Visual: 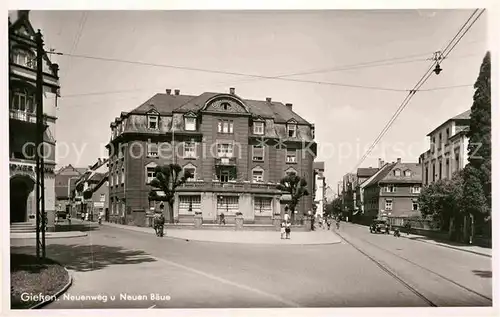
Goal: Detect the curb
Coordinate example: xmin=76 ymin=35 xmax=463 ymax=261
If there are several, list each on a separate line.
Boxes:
xmin=403 ymin=236 xmax=492 ymax=258
xmin=10 ymin=232 xmax=88 ymax=240
xmin=346 ymin=222 xmax=492 ymax=258
xmin=103 ymin=222 xmax=343 ymax=246
xmin=29 ymin=263 xmax=73 ymax=309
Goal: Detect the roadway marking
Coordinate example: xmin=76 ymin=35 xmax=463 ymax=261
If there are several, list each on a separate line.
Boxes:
xmin=148 ymin=304 xmax=156 ymax=309
xmin=151 ymin=255 xmax=301 ymax=307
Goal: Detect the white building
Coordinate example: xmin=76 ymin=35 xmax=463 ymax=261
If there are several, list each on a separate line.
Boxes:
xmin=419 ymin=110 xmax=470 ymax=185
xmin=9 ymin=11 xmax=60 ymax=230
xmin=313 ymin=162 xmax=326 ymax=217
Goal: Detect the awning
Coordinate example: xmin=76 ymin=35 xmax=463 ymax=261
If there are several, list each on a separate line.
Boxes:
xmin=280 ymin=194 xmax=292 ymax=202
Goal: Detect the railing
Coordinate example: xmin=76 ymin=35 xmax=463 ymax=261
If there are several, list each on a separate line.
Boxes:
xmin=9 ymin=109 xmax=47 ymax=124
xmin=214 ymin=157 xmax=237 ymax=166
xmin=179 ymin=180 xmax=280 ymax=191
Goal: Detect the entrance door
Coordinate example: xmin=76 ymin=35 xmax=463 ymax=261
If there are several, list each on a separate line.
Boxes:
xmin=10 ymin=176 xmax=35 ymax=223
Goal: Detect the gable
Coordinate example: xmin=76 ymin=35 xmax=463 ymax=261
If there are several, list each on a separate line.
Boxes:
xmin=184 ymin=111 xmax=197 ymax=118
xmin=182 ymin=162 xmax=196 ymax=169
xmin=204 ymin=96 xmax=249 ymax=113
xmin=146 ymin=108 xmax=160 ymax=115
xmin=287 ymin=118 xmax=298 ymax=124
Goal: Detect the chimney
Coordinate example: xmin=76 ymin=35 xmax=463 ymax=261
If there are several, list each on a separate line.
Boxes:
xmin=174 ymin=89 xmax=180 ymax=95
xmin=166 ymin=89 xmax=171 ymax=95
xmin=18 ymin=10 xmax=30 ymax=19
xmin=229 ymin=87 xmax=235 ymax=95
xmin=378 ymin=158 xmax=384 ymax=168
xmin=285 ymin=103 xmax=293 ymax=110
xmin=397 ymin=158 xmax=401 ymax=164
xmin=266 ymin=97 xmax=272 ymax=102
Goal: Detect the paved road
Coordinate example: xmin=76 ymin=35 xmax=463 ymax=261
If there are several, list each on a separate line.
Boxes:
xmin=10 ymin=222 xmax=492 ymax=308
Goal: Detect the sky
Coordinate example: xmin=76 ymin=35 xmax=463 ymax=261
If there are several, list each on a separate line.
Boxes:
xmin=21 ymin=9 xmax=488 ymax=196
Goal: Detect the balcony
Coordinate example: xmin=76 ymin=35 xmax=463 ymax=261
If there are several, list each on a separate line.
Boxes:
xmin=178 ymin=180 xmax=281 ymax=193
xmin=214 ymin=157 xmax=237 ymax=166
xmin=10 ymin=109 xmax=47 ymax=125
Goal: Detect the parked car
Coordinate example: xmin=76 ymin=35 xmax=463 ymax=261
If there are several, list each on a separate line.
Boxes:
xmin=56 ymin=210 xmax=67 ymax=220
xmin=370 ymin=219 xmax=390 ymax=234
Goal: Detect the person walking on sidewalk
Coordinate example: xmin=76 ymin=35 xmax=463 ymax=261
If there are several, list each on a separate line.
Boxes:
xmin=285 ymin=220 xmax=291 ymax=239
xmin=280 ymin=220 xmax=286 ymax=239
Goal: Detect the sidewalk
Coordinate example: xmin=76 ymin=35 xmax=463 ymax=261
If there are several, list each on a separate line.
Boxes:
xmin=103 ymin=222 xmax=342 ymax=245
xmin=345 ymin=222 xmax=492 ymax=257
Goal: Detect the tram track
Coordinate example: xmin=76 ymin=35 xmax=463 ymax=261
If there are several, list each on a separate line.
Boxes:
xmin=335 ymin=228 xmax=492 ymax=307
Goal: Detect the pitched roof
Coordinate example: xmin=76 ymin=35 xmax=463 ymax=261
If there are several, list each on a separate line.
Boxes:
xmin=313 ymin=162 xmax=325 ymax=170
xmin=363 ymin=163 xmax=397 ymax=187
xmin=357 ymin=167 xmax=378 ymax=178
xmin=380 ymin=162 xmax=422 ymax=184
xmin=452 ymin=109 xmax=471 ymax=120
xmin=127 ymin=91 xmax=311 ymax=125
xmin=427 ymin=109 xmax=471 ymax=136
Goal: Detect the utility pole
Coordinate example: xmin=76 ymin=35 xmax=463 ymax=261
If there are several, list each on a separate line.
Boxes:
xmin=35 ymin=29 xmax=46 ymax=259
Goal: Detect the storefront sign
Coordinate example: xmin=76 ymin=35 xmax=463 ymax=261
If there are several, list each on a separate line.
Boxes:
xmin=10 ymin=163 xmax=55 ymax=174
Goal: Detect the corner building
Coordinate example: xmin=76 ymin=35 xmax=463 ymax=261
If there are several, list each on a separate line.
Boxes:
xmin=107 ymin=88 xmax=317 ymax=225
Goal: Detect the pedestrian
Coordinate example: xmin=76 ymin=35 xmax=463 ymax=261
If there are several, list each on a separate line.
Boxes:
xmin=219 ymin=212 xmax=226 ymax=225
xmin=285 ymin=220 xmax=291 ymax=239
xmin=280 ymin=220 xmax=286 ymax=239
xmin=67 ymin=212 xmax=71 ymax=226
xmin=327 ymin=218 xmax=331 ymax=230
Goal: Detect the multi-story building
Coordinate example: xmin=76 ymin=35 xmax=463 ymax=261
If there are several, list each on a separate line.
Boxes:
xmin=72 ymin=158 xmax=109 ymax=221
xmin=106 ymin=88 xmax=317 ymax=225
xmin=313 ymin=162 xmax=326 ymax=217
xmin=55 ymin=164 xmax=87 ymax=215
xmin=9 ymin=11 xmax=60 ymax=230
xmin=353 ymin=163 xmax=379 ymax=216
xmin=360 ymin=158 xmax=422 ymax=224
xmin=341 ymin=173 xmax=357 ymax=220
xmin=420 ymin=109 xmax=470 ymax=186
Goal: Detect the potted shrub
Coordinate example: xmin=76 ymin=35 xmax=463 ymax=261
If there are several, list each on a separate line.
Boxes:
xmin=235 ymin=212 xmax=244 ymax=230
xmin=194 ymin=211 xmax=203 ymax=228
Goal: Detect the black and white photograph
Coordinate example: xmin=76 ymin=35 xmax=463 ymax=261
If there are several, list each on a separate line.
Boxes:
xmin=3 ymin=1 xmax=497 ymax=315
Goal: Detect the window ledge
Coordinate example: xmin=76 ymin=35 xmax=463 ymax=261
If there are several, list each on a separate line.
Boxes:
xmin=253 ymin=159 xmax=264 ymax=162
xmin=183 ymin=156 xmax=197 ymax=160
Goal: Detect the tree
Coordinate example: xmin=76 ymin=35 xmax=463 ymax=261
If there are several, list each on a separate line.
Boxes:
xmin=464 ymin=51 xmax=491 ymax=221
xmin=418 ymin=171 xmax=464 ymax=237
xmin=149 ymin=164 xmax=192 ymax=223
xmin=325 ymin=197 xmax=342 ymax=218
xmin=276 ymin=172 xmax=309 ymax=223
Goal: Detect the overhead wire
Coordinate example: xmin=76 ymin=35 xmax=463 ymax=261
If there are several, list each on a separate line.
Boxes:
xmin=349 ymin=9 xmax=484 ymax=172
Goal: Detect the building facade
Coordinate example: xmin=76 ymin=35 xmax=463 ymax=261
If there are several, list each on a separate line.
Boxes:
xmin=9 ymin=11 xmax=60 ymax=229
xmin=419 ymin=110 xmax=470 ymax=186
xmin=361 ymin=158 xmax=422 ymax=224
xmin=353 ymin=164 xmax=379 ymax=216
xmin=341 ymin=173 xmax=357 ymax=220
xmin=55 ymin=164 xmax=87 ymax=215
xmin=107 ymin=88 xmax=317 ymax=226
xmin=72 ymin=158 xmax=109 ymax=221
xmin=313 ymin=162 xmax=326 ymax=217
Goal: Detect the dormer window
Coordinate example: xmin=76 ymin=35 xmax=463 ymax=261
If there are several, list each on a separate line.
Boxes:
xmin=148 ymin=115 xmax=158 ymax=130
xmin=185 ymin=117 xmax=196 ymax=131
xmin=253 ymin=122 xmax=264 ymax=135
xmin=404 ymin=170 xmax=411 ymax=177
xmin=287 ymin=123 xmax=297 ymax=138
xmin=394 ymin=169 xmax=401 ymax=177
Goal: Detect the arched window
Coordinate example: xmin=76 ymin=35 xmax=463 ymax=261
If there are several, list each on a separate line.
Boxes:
xmin=11 ymin=47 xmax=36 ymax=69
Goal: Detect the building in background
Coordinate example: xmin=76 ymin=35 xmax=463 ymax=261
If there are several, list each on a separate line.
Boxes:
xmin=353 ymin=163 xmax=379 ymax=218
xmin=106 ymin=88 xmax=317 ymax=226
xmin=72 ymin=158 xmax=109 ymax=221
xmin=420 ymin=110 xmax=470 ymax=186
xmin=313 ymin=161 xmax=326 ymax=218
xmin=55 ymin=164 xmax=87 ymax=216
xmin=8 ymin=10 xmax=60 ymax=230
xmin=360 ymin=158 xmax=422 ymax=225
xmin=341 ymin=173 xmax=357 ymax=221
